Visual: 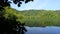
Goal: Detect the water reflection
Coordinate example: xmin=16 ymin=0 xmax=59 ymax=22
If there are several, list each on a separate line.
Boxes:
xmin=25 ymin=26 xmax=60 ymax=34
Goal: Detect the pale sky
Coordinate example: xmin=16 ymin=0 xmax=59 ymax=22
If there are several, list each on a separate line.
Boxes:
xmin=10 ymin=0 xmax=60 ymax=11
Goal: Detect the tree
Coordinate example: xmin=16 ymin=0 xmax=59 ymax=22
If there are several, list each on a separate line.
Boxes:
xmin=0 ymin=0 xmax=33 ymax=10
xmin=0 ymin=0 xmax=33 ymax=34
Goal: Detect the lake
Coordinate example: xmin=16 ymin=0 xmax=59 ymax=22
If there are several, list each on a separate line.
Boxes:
xmin=25 ymin=26 xmax=60 ymax=34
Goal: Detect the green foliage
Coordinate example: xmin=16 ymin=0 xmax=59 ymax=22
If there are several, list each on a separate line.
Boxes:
xmin=18 ymin=10 xmax=60 ymax=27
xmin=4 ymin=7 xmax=24 ymax=23
xmin=0 ymin=0 xmax=33 ymax=33
xmin=0 ymin=7 xmax=27 ymax=34
xmin=1 ymin=7 xmax=60 ymax=27
xmin=0 ymin=7 xmax=24 ymax=28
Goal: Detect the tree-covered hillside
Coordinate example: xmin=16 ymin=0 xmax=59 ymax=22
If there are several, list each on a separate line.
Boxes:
xmin=19 ymin=10 xmax=60 ymax=27
xmin=2 ymin=7 xmax=60 ymax=27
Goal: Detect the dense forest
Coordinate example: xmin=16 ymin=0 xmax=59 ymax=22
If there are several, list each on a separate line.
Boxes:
xmin=2 ymin=7 xmax=60 ymax=27
xmin=19 ymin=10 xmax=60 ymax=27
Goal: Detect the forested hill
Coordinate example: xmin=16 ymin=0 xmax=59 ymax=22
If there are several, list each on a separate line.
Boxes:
xmin=18 ymin=10 xmax=60 ymax=27
xmin=3 ymin=7 xmax=60 ymax=27
xmin=19 ymin=10 xmax=60 ymax=16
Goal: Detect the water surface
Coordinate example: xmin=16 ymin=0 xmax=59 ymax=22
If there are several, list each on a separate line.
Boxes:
xmin=25 ymin=26 xmax=60 ymax=34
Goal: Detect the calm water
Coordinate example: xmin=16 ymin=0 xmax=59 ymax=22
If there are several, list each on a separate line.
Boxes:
xmin=25 ymin=26 xmax=60 ymax=34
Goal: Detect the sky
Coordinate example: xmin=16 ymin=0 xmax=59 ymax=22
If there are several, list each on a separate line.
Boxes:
xmin=10 ymin=0 xmax=60 ymax=11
